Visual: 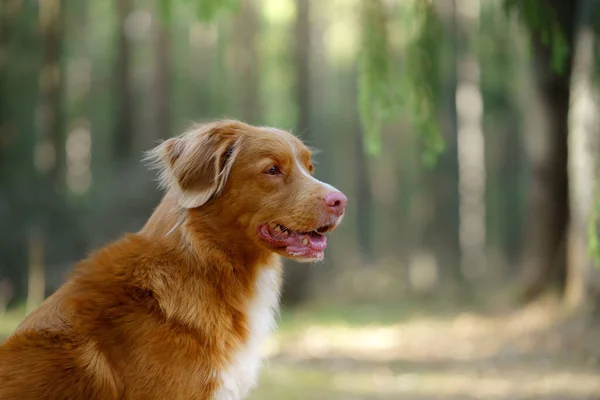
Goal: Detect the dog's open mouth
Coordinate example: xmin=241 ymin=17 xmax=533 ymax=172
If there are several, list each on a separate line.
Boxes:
xmin=257 ymin=223 xmax=332 ymax=260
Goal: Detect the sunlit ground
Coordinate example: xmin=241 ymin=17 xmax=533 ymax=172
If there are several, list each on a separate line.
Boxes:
xmin=251 ymin=298 xmax=600 ymax=400
xmin=1 ymin=298 xmax=599 ymax=399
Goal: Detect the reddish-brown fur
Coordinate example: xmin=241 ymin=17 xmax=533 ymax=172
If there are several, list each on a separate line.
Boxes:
xmin=0 ymin=120 xmax=346 ymax=400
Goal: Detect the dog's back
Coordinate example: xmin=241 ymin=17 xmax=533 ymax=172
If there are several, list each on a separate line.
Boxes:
xmin=0 ymin=274 xmax=119 ymax=399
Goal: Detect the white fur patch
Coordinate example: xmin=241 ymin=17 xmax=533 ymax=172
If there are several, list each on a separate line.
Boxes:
xmin=213 ymin=264 xmax=281 ymax=400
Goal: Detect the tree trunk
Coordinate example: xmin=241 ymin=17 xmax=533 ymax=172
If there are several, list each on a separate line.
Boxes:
xmin=281 ymin=0 xmax=313 ymax=308
xmin=355 ymin=123 xmax=374 ymax=263
xmin=0 ymin=0 xmax=21 ymax=163
xmin=233 ymin=0 xmax=260 ymax=123
xmin=566 ymin=0 xmax=600 ymax=316
xmin=519 ymin=0 xmax=577 ymax=302
xmin=423 ymin=0 xmax=461 ymax=284
xmin=152 ymin=0 xmax=171 ymax=141
xmin=114 ymin=0 xmax=134 ymax=162
xmin=26 ymin=226 xmax=45 ymax=314
xmin=456 ymin=0 xmax=486 ymax=280
xmin=294 ymin=0 xmax=310 ymax=138
xmin=38 ymin=0 xmax=66 ymax=188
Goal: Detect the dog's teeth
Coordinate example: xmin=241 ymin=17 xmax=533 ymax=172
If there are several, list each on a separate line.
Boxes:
xmin=283 ymin=230 xmax=289 ymax=236
xmin=273 ymin=225 xmax=281 ymax=233
xmin=302 ymin=238 xmax=309 ymax=245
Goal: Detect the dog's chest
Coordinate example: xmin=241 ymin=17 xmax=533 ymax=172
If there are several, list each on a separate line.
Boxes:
xmin=213 ymin=266 xmax=282 ymax=400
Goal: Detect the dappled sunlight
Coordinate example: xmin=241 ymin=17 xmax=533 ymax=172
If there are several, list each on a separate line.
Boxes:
xmin=322 ymin=0 xmax=360 ymax=66
xmin=124 ymin=10 xmax=153 ymax=41
xmin=263 ymin=0 xmax=295 ymax=25
xmin=66 ymin=120 xmax=92 ymax=194
xmin=327 ymin=368 xmax=600 ymax=399
xmin=255 ymin=300 xmax=600 ymax=399
xmin=34 ymin=139 xmax=56 ymax=173
xmin=269 ymin=316 xmax=503 ymax=363
xmin=189 ymin=22 xmax=218 ymax=47
xmin=408 ymin=252 xmax=439 ymax=293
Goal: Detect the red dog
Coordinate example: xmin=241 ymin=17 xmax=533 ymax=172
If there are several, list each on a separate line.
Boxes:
xmin=0 ymin=120 xmax=347 ymax=399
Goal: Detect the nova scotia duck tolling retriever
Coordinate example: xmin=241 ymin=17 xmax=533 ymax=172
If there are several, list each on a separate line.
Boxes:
xmin=0 ymin=120 xmax=347 ymax=400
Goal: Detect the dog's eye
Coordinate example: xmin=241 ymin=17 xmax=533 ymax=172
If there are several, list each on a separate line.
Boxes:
xmin=266 ymin=166 xmax=281 ymax=176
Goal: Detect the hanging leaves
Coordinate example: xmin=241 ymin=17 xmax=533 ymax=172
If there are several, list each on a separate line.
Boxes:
xmin=358 ymin=0 xmax=398 ymax=157
xmin=357 ymin=0 xmax=444 ymax=165
xmin=588 ymin=184 xmax=600 ymax=269
xmin=157 ymin=0 xmax=239 ymax=26
xmin=156 ymin=0 xmax=172 ymax=27
xmin=195 ymin=0 xmax=239 ymax=22
xmin=503 ymin=0 xmax=569 ymax=74
xmin=402 ymin=0 xmax=444 ymax=167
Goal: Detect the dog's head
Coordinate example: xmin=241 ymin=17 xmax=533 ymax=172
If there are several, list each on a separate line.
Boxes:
xmin=146 ymin=120 xmax=347 ymax=263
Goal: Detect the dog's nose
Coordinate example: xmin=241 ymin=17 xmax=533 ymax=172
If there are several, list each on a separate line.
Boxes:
xmin=324 ymin=191 xmax=347 ymax=216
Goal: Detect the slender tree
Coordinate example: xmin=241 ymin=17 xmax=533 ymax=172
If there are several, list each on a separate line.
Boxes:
xmin=38 ymin=0 xmax=66 ymax=187
xmin=354 ymin=118 xmax=374 ymax=263
xmin=566 ymin=0 xmax=600 ymax=316
xmin=455 ymin=0 xmax=486 ymax=280
xmin=294 ymin=0 xmax=310 ymax=137
xmin=114 ymin=0 xmax=134 ymax=163
xmin=424 ymin=0 xmax=462 ymax=283
xmin=233 ymin=0 xmax=260 ymax=123
xmin=354 ymin=0 xmax=391 ymax=263
xmin=0 ymin=0 xmax=22 ymax=153
xmin=152 ymin=0 xmax=172 ymax=141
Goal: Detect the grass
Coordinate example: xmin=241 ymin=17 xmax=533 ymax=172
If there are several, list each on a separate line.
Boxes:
xmin=0 ymin=304 xmax=27 ymax=341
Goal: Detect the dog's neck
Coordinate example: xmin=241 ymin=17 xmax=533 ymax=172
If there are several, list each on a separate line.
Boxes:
xmin=134 ymin=191 xmax=281 ymax=335
xmin=140 ymin=190 xmax=274 ymax=268
xmin=140 ymin=191 xmax=184 ymax=237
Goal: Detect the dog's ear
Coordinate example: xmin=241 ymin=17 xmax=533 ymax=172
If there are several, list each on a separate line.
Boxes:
xmin=146 ymin=121 xmax=244 ymax=208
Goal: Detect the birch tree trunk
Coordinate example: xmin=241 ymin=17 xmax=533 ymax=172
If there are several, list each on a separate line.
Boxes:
xmin=456 ymin=0 xmax=486 ymax=280
xmin=566 ymin=0 xmax=600 ymax=316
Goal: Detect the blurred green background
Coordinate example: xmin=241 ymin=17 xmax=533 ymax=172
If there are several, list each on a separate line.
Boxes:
xmin=1 ymin=0 xmax=600 ymax=398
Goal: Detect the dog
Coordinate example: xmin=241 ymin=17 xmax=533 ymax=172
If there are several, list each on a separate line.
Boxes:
xmin=0 ymin=120 xmax=347 ymax=399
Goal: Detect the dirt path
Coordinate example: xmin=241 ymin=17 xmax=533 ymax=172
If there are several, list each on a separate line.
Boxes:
xmin=251 ymin=300 xmax=600 ymax=399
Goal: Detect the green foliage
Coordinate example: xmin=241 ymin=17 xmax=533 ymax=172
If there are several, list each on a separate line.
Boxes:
xmin=196 ymin=0 xmax=239 ymax=21
xmin=159 ymin=0 xmax=172 ymax=22
xmin=158 ymin=0 xmax=239 ymax=26
xmin=358 ymin=0 xmax=398 ymax=157
xmin=588 ymin=184 xmax=600 ymax=268
xmin=402 ymin=0 xmax=444 ymax=167
xmin=503 ymin=0 xmax=569 ymax=74
xmin=357 ymin=0 xmax=444 ymax=165
xmin=588 ymin=3 xmax=600 ymax=85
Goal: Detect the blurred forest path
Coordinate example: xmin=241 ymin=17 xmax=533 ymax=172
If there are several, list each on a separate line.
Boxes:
xmin=251 ymin=298 xmax=600 ymax=400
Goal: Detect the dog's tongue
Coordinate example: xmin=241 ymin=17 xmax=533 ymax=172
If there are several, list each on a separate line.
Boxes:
xmin=287 ymin=231 xmax=327 ymax=252
xmin=263 ymin=224 xmax=328 ymax=252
